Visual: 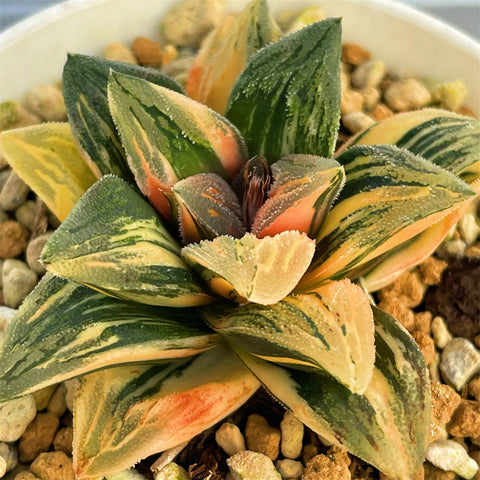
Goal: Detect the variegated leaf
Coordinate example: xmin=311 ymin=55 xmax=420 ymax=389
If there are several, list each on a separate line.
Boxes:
xmin=182 ymin=231 xmax=315 ymax=305
xmin=172 ymin=173 xmax=246 ymax=244
xmin=62 ymin=53 xmax=183 ymax=181
xmin=41 ymin=175 xmax=212 ymax=307
xmin=300 ymin=144 xmax=476 ymax=289
xmin=0 ymin=123 xmax=97 ymax=221
xmin=108 ymin=71 xmax=247 ymax=220
xmin=225 ymin=18 xmax=341 ymax=162
xmin=0 ymin=274 xmax=218 ymax=402
xmin=344 ymin=109 xmax=480 ymax=189
xmin=236 ymin=306 xmax=430 ymax=479
xmin=251 ymin=155 xmax=345 ymax=238
xmin=74 ymin=346 xmax=260 ymax=479
xmin=202 ymin=279 xmax=375 ymax=394
xmin=187 ymin=0 xmax=281 ymax=115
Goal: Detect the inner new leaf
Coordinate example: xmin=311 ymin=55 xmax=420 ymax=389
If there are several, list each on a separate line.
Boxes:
xmin=226 ymin=17 xmax=341 ymax=162
xmin=41 ymin=175 xmax=211 ymax=307
xmin=181 ymin=231 xmax=315 ymax=305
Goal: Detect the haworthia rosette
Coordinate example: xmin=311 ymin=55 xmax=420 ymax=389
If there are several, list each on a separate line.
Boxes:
xmin=108 ymin=71 xmax=247 ymax=220
xmin=236 ymin=307 xmax=430 ymax=480
xmin=225 ymin=17 xmax=341 ymax=163
xmin=74 ymin=346 xmax=259 ymax=478
xmin=202 ymin=279 xmax=375 ymax=394
xmin=62 ymin=53 xmax=183 ymax=181
xmin=0 ymin=123 xmax=97 ymax=221
xmin=0 ymin=274 xmax=219 ymax=401
xmin=41 ymin=175 xmax=212 ymax=307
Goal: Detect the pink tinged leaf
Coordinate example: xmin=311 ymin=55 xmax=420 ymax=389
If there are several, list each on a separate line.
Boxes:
xmin=172 ymin=173 xmax=246 ymax=244
xmin=251 ymin=155 xmax=345 ymax=238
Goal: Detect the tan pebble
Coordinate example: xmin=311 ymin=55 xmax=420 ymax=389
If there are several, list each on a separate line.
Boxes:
xmin=0 ymin=221 xmax=28 ymax=258
xmin=32 ymin=385 xmax=57 ymax=411
xmin=302 ymin=444 xmax=318 ymax=464
xmin=371 ymin=103 xmax=394 ymax=121
xmin=14 ymin=473 xmax=41 ymax=480
xmin=245 ymin=414 xmax=281 ymax=460
xmin=468 ymin=376 xmax=480 ymax=401
xmin=341 ymin=43 xmax=371 ymax=66
xmin=215 ymin=422 xmax=246 ymax=456
xmin=447 ymin=400 xmax=480 ymax=437
xmin=302 ymin=449 xmax=351 ymax=480
xmin=412 ymin=332 xmax=435 ymax=365
xmin=378 ymin=270 xmax=425 ymax=308
xmin=19 ymin=412 xmax=60 ymax=463
xmin=340 ymin=90 xmax=364 ymax=115
xmin=47 ymin=383 xmax=67 ymax=418
xmin=457 ymin=105 xmax=476 ymax=117
xmin=275 ymin=458 xmax=303 ymax=479
xmin=429 ymin=382 xmax=461 ymax=442
xmin=30 ymin=451 xmax=74 ymax=480
xmin=25 ymin=85 xmax=67 ymax=122
xmin=26 ymin=232 xmax=53 ymax=275
xmin=351 ymin=60 xmax=385 ymax=89
xmin=414 ymin=311 xmax=432 ymax=335
xmin=280 ymin=411 xmax=304 ymax=459
xmin=361 ymin=86 xmax=380 ymax=110
xmin=15 ymin=201 xmax=37 ymax=232
xmin=0 ymin=171 xmax=30 ymax=211
xmin=2 ymin=259 xmax=38 ymax=308
xmin=132 ymin=37 xmax=163 ymax=67
xmin=473 ymin=435 xmax=480 ymax=447
xmin=162 ymin=44 xmax=178 ymax=66
xmin=377 ymin=299 xmax=415 ymax=332
xmin=423 ymin=462 xmax=456 ymax=480
xmin=342 ymin=111 xmax=374 ymax=134
xmin=466 ymin=243 xmax=480 ymax=259
xmin=53 ymin=427 xmax=73 ymax=456
xmin=429 ymin=351 xmax=442 ymax=384
xmin=385 ymin=78 xmax=432 ymax=111
xmin=431 ymin=316 xmax=453 ymax=350
xmin=104 ymin=42 xmax=138 ymax=64
xmin=417 ymin=256 xmax=448 ymax=286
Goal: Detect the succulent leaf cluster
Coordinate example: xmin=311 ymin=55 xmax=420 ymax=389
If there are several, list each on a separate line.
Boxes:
xmin=1 ymin=1 xmax=479 ymax=478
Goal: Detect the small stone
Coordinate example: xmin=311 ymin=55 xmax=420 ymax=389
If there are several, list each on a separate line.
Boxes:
xmin=26 ymin=232 xmax=53 ymax=274
xmin=32 ymin=385 xmax=57 ymax=411
xmin=426 ymin=439 xmax=479 ymax=479
xmin=14 ymin=473 xmax=41 ymax=480
xmin=433 ymin=80 xmax=468 ymax=112
xmin=0 ymin=305 xmax=16 ymax=331
xmin=64 ymin=379 xmax=79 ymax=413
xmin=429 ymin=351 xmax=442 ymax=384
xmin=53 ymin=427 xmax=73 ymax=456
xmin=106 ymin=468 xmax=148 ymax=479
xmin=227 ymin=451 xmax=281 ymax=480
xmin=0 ymin=456 xmax=6 ymax=477
xmin=351 ymin=59 xmax=385 ymax=89
xmin=378 ymin=270 xmax=425 ymax=308
xmin=216 ymin=422 xmax=246 ymax=457
xmin=448 ymin=400 xmax=480 ymax=437
xmin=302 ymin=444 xmax=318 ymax=465
xmin=0 ymin=171 xmax=30 ymax=211
xmin=104 ymin=42 xmax=138 ymax=64
xmin=132 ymin=37 xmax=162 ymax=67
xmin=280 ymin=411 xmax=304 ymax=459
xmin=417 ymin=256 xmax=448 ymax=286
xmin=302 ymin=450 xmax=351 ymax=480
xmin=162 ymin=44 xmax=178 ymax=66
xmin=30 ymin=451 xmax=74 ymax=480
xmin=245 ymin=414 xmax=281 ymax=460
xmin=15 ymin=201 xmax=37 ymax=231
xmin=0 ymin=441 xmax=18 ymax=472
xmin=370 ymin=102 xmax=394 ymax=121
xmin=385 ymin=78 xmax=432 ymax=111
xmin=47 ymin=383 xmax=68 ymax=418
xmin=0 ymin=395 xmax=36 ymax=442
xmin=413 ymin=332 xmax=435 ymax=365
xmin=275 ymin=458 xmax=303 ymax=479
xmin=19 ymin=412 xmax=60 ymax=463
xmin=377 ymin=299 xmax=415 ymax=332
xmin=2 ymin=259 xmax=38 ymax=308
xmin=440 ymin=338 xmax=480 ymax=391
xmin=0 ymin=221 xmax=28 ymax=258
xmin=153 ymin=463 xmax=188 ymax=480
xmin=423 ymin=463 xmax=455 ymax=480
xmin=340 ymin=90 xmax=364 ymax=115
xmin=414 ymin=311 xmax=432 ymax=335
xmin=341 ymin=43 xmax=371 ymax=66
xmin=342 ymin=111 xmax=375 ymax=134
xmin=25 ymin=85 xmax=67 ymax=122
xmin=468 ymin=377 xmax=480 ymax=401
xmin=431 ymin=316 xmax=453 ymax=349
xmin=429 ymin=382 xmax=461 ymax=442
xmin=161 ymin=54 xmax=195 ymax=87
xmin=360 ymin=86 xmax=380 ymax=110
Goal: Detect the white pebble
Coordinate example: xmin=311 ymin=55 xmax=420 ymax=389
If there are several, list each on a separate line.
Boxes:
xmin=0 ymin=395 xmax=36 ymax=442
xmin=426 ymin=439 xmax=479 ymax=479
xmin=351 ymin=60 xmax=386 ymax=89
xmin=227 ymin=451 xmax=281 ymax=480
xmin=384 ymin=78 xmax=432 ymax=111
xmin=342 ymin=111 xmax=375 ymax=134
xmin=216 ymin=422 xmax=246 ymax=456
xmin=0 ymin=442 xmax=18 ymax=472
xmin=0 ymin=306 xmax=17 ymax=332
xmin=431 ymin=316 xmax=453 ymax=349
xmin=106 ymin=467 xmax=147 ymax=479
xmin=0 ymin=456 xmax=6 ymax=477
xmin=275 ymin=458 xmax=303 ymax=479
xmin=2 ymin=259 xmax=38 ymax=309
xmin=280 ymin=411 xmax=304 ymax=459
xmin=440 ymin=338 xmax=480 ymax=391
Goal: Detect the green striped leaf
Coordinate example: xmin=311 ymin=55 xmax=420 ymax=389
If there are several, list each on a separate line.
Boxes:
xmin=251 ymin=155 xmax=345 ymax=238
xmin=62 ymin=53 xmax=183 ymax=182
xmin=301 ymin=144 xmax=476 ymax=289
xmin=202 ymin=279 xmax=375 ymax=394
xmin=108 ymin=71 xmax=247 ymax=221
xmin=172 ymin=173 xmax=246 ymax=244
xmin=0 ymin=274 xmax=219 ymax=402
xmin=187 ymin=0 xmax=281 ymax=114
xmin=0 ymin=123 xmax=97 ymax=221
xmin=42 ymin=175 xmax=212 ymax=307
xmin=346 ymin=109 xmax=480 ymax=189
xmin=182 ymin=231 xmax=315 ymax=305
xmin=74 ymin=346 xmax=260 ymax=479
xmin=237 ymin=306 xmax=430 ymax=480
xmin=225 ymin=18 xmax=341 ymax=163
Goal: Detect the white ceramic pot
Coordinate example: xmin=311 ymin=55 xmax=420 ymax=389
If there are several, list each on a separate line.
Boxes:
xmin=1 ymin=0 xmax=479 ymax=113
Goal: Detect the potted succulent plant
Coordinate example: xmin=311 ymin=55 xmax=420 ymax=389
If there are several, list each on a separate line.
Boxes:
xmin=0 ymin=1 xmax=479 ymax=479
